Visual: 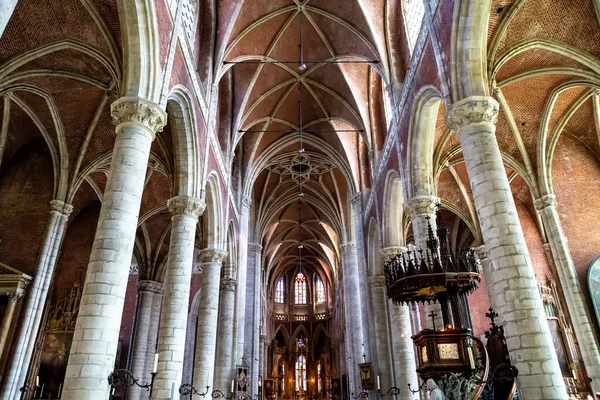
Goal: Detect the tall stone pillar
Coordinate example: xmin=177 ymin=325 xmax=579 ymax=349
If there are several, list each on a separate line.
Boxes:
xmin=446 ymin=96 xmax=567 ymax=399
xmin=350 ymin=194 xmax=372 ymax=361
xmin=154 ymin=196 xmax=203 ymax=400
xmin=475 ymin=245 xmax=496 ymax=309
xmin=1 ymin=199 xmax=72 ymax=400
xmin=340 ymin=243 xmax=364 ymax=395
xmin=234 ymin=197 xmax=251 ymax=364
xmin=534 ymin=194 xmax=600 ymax=390
xmin=243 ymin=243 xmax=262 ymax=395
xmin=214 ymin=275 xmax=237 ymax=393
xmin=62 ymin=97 xmax=166 ymax=400
xmin=259 ymin=334 xmax=266 ymax=382
xmin=405 ymin=195 xmax=444 ymax=330
xmin=129 ymin=280 xmax=164 ymax=400
xmin=366 ymin=275 xmax=394 ymax=395
xmin=0 ymin=291 xmax=24 ymax=358
xmin=381 ymin=247 xmax=418 ymax=399
xmin=193 ymin=248 xmax=227 ymax=391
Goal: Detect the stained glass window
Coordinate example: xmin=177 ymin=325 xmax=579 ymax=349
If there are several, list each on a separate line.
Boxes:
xmin=295 ymin=355 xmax=307 ymax=391
xmin=294 ymin=272 xmax=307 ymax=304
xmin=317 ymin=362 xmax=322 ymax=393
xmin=404 ymin=0 xmax=425 ymax=54
xmin=316 ymin=277 xmax=325 ymax=304
xmin=275 ymin=277 xmax=285 ymax=303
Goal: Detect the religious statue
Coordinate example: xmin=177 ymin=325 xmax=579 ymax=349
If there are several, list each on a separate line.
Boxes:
xmin=427 ymin=379 xmax=445 ymax=400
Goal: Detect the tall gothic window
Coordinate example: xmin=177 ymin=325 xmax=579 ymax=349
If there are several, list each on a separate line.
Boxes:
xmin=404 ymin=0 xmax=425 ymax=54
xmin=317 ymin=361 xmax=323 ymax=393
xmin=294 ymin=272 xmax=307 ymax=304
xmin=275 ymin=277 xmax=285 ymax=303
xmin=295 ymin=355 xmax=307 ymax=391
xmin=316 ymin=277 xmax=325 ymax=304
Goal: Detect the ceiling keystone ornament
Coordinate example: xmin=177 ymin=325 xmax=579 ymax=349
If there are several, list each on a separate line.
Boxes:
xmin=444 ymin=96 xmax=499 ymax=133
xmin=267 ymin=153 xmax=333 ymax=182
xmin=199 ymin=248 xmax=228 ymax=264
xmin=49 ymin=199 xmax=74 ymax=218
xmin=405 ymin=195 xmax=440 ymax=218
xmin=111 ymin=97 xmax=168 ymax=135
xmin=533 ymin=194 xmax=557 ymax=211
xmin=167 ymin=196 xmax=206 ymax=218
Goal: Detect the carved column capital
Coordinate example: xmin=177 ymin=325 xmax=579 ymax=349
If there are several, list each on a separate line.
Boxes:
xmin=445 ymin=96 xmax=499 ymax=134
xmin=534 ymin=194 xmax=557 ymax=211
xmin=7 ymin=290 xmax=25 ymax=304
xmin=167 ymin=196 xmax=205 ymax=218
xmin=340 ymin=243 xmax=357 ymax=255
xmin=220 ymin=278 xmax=237 ymax=292
xmin=380 ymin=246 xmax=406 ymax=263
xmin=49 ymin=200 xmax=73 ymax=218
xmin=248 ymin=243 xmax=263 ymax=253
xmin=367 ymin=275 xmax=386 ymax=288
xmin=199 ymin=248 xmax=228 ymax=264
xmin=404 ymin=195 xmax=439 ymax=219
xmin=137 ymin=280 xmax=165 ymax=295
xmin=475 ymin=244 xmax=488 ymax=260
xmin=241 ymin=195 xmax=252 ymax=209
xmin=111 ymin=97 xmax=167 ymax=138
xmin=351 ymin=193 xmax=363 ymax=208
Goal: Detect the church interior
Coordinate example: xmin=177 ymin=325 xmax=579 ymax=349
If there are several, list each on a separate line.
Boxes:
xmin=0 ymin=0 xmax=600 ymax=399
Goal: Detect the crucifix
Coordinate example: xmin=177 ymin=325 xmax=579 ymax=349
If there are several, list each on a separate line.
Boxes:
xmin=428 ymin=310 xmax=438 ymax=331
xmin=361 ymin=343 xmax=367 ymax=363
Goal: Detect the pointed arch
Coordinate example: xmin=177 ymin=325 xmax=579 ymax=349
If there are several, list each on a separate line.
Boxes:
xmin=382 ymin=170 xmax=404 ymax=247
xmin=406 ymin=86 xmax=443 ymax=197
xmin=167 ymin=86 xmax=202 ymax=197
xmin=117 ymin=0 xmax=162 ymax=100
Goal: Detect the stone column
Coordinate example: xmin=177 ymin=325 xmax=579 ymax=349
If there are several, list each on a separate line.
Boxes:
xmin=0 ymin=291 xmax=24 ymax=357
xmin=367 ymin=275 xmax=394 ymax=395
xmin=243 ymin=243 xmax=262 ymax=395
xmin=192 ymin=248 xmax=227 ymax=391
xmin=214 ymin=276 xmax=237 ymax=393
xmin=259 ymin=334 xmax=266 ymax=382
xmin=535 ymin=193 xmax=600 ymax=390
xmin=340 ymin=243 xmax=364 ymax=395
xmin=405 ymin=195 xmax=444 ymax=331
xmin=154 ymin=196 xmax=204 ymax=400
xmin=234 ymin=197 xmax=251 ymax=364
xmin=62 ymin=97 xmax=166 ymax=400
xmin=1 ymin=199 xmax=72 ymax=400
xmin=129 ymin=280 xmax=164 ymax=400
xmin=381 ymin=247 xmax=418 ymax=399
xmin=446 ymin=96 xmax=567 ymax=399
xmin=350 ymin=194 xmax=372 ymax=361
xmin=475 ymin=245 xmax=496 ymax=309
xmin=0 ymin=0 xmax=18 ymax=37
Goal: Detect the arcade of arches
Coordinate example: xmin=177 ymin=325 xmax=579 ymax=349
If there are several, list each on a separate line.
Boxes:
xmin=0 ymin=0 xmax=600 ymax=399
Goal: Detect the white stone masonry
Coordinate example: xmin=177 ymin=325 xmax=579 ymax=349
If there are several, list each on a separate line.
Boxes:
xmin=534 ymin=194 xmax=600 ymax=392
xmin=154 ymin=196 xmax=204 ymax=400
xmin=129 ymin=280 xmax=164 ymax=400
xmin=192 ymin=248 xmax=228 ymax=391
xmin=214 ymin=276 xmax=237 ymax=393
xmin=62 ymin=97 xmax=166 ymax=400
xmin=1 ymin=200 xmax=72 ymax=400
xmin=381 ymin=247 xmax=419 ymax=400
xmin=446 ymin=96 xmax=568 ymax=399
xmin=340 ymin=243 xmax=364 ymax=396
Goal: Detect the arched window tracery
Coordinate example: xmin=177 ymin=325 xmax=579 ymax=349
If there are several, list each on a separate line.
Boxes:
xmin=275 ymin=277 xmax=285 ymax=303
xmin=315 ymin=277 xmax=325 ymax=304
xmin=295 ymin=355 xmax=307 ymax=391
xmin=294 ymin=272 xmax=307 ymax=304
